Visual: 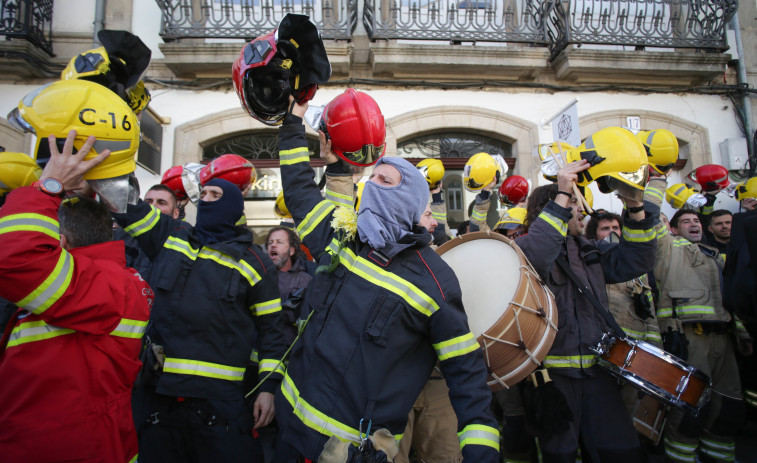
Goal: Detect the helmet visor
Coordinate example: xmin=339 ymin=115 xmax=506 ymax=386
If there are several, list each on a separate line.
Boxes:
xmin=339 ymin=143 xmax=385 ymax=167
xmin=601 ymin=164 xmax=648 ymax=202
xmin=7 ymin=108 xmax=34 ymax=133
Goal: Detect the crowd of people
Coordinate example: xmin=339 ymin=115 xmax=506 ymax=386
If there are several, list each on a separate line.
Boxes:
xmin=1 ymin=26 xmax=756 ymax=463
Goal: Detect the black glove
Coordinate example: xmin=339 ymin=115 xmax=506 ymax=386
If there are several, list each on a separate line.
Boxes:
xmin=632 ymin=292 xmax=653 ymax=320
xmin=662 ymin=327 xmax=689 ymax=361
xmin=520 ymin=370 xmax=573 ymax=440
xmin=347 ymin=440 xmax=388 ymax=463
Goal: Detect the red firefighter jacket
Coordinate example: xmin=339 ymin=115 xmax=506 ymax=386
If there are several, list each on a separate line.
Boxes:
xmin=0 ymin=187 xmax=153 ymax=463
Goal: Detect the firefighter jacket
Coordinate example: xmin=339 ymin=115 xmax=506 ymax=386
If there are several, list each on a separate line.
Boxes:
xmin=516 ymin=200 xmax=658 ymax=377
xmin=469 ymin=189 xmax=492 ymax=232
xmin=275 ymin=117 xmax=500 ymax=461
xmin=605 ymin=275 xmax=662 ymax=347
xmin=644 ymin=178 xmax=750 ymax=340
xmin=113 ymin=200 xmax=287 ymax=399
xmin=0 ymin=187 xmax=152 ymax=463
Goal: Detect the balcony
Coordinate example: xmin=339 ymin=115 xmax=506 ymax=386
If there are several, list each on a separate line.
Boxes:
xmin=155 ymin=0 xmax=736 ymax=85
xmin=0 ymin=0 xmax=54 ymax=77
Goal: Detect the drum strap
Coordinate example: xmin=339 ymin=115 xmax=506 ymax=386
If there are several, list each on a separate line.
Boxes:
xmin=555 ymin=257 xmax=627 ymax=340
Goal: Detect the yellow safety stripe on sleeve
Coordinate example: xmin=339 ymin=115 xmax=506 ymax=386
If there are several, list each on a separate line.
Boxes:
xmin=645 ymin=185 xmax=665 ymax=203
xmin=431 ymin=211 xmax=446 ymax=221
xmin=621 ymin=225 xmax=656 ymax=243
xmin=735 ymin=319 xmax=746 ymax=331
xmin=163 ymin=236 xmax=199 ymax=260
xmin=198 ymin=248 xmax=262 ymax=288
xmin=0 ymin=213 xmax=60 ymax=240
xmin=249 ymin=349 xmax=259 ymax=363
xmin=672 ymin=237 xmax=692 ymax=248
xmin=279 ymin=147 xmax=310 ymax=165
xmin=457 ymin=424 xmax=500 ymax=451
xmin=471 ymin=208 xmax=487 ymax=222
xmin=18 ymin=250 xmax=73 ymax=315
xmin=327 ymin=240 xmax=440 ymax=317
xmin=621 ymin=327 xmax=662 ymax=343
xmin=543 ymin=354 xmax=597 ymax=369
xmin=433 ymin=332 xmax=480 ymax=361
xmin=698 ymin=438 xmax=735 ymax=461
xmin=7 ymin=319 xmax=74 ymax=348
xmin=655 ymin=226 xmax=669 ymax=239
xmin=280 ymin=372 xmax=404 ymax=446
xmin=123 ymin=205 xmax=160 ymax=237
xmin=297 ymin=200 xmax=335 ymax=241
xmin=701 ymin=204 xmax=714 ymax=216
xmin=163 ymin=357 xmax=245 ymax=381
xmin=110 ymin=318 xmax=149 ymax=339
xmin=259 ymin=358 xmax=286 ymax=376
xmin=325 ymin=188 xmax=353 ymax=208
xmin=539 ymin=210 xmax=567 ymax=236
xmin=128 ymin=453 xmax=138 ymax=463
xmin=646 ymin=331 xmax=662 ymax=343
xmin=656 ymin=305 xmax=715 ymax=318
xmin=251 ymin=298 xmax=282 ymax=316
xmin=236 ymin=214 xmax=247 ymax=227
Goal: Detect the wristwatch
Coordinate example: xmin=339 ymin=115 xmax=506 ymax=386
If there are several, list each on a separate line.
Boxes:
xmin=34 ymin=177 xmax=65 ymax=197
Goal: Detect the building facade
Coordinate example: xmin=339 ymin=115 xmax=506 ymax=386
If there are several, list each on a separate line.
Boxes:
xmin=1 ymin=0 xmax=754 ymax=236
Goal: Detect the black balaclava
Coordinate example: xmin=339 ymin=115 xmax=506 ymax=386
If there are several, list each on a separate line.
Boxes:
xmin=195 ymin=178 xmax=244 ymax=246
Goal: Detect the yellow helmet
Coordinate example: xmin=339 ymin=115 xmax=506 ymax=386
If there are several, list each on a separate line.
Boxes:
xmin=354 ymin=182 xmax=366 ymax=211
xmin=735 ymin=177 xmax=757 ymax=201
xmin=565 ymin=127 xmax=648 ymax=201
xmin=637 ymin=129 xmax=679 ymax=175
xmin=8 ymin=80 xmax=140 ymax=180
xmin=416 ymin=158 xmax=445 ymax=189
xmin=463 ymin=152 xmax=503 ymax=192
xmin=0 ymin=152 xmax=42 ymax=194
xmin=274 ymin=191 xmax=291 ymax=218
xmin=665 ymin=183 xmax=700 ymax=209
xmin=61 ymin=46 xmax=112 ymax=81
xmin=494 ymin=207 xmax=526 ymax=230
xmin=127 ymin=81 xmax=151 ymax=115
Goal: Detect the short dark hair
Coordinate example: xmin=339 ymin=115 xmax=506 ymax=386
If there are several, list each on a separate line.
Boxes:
xmin=670 ymin=209 xmax=699 ymax=229
xmin=524 ymin=184 xmax=558 ymax=231
xmin=456 ymin=220 xmax=470 ymax=236
xmin=58 ymin=196 xmax=113 ymax=248
xmin=709 ymin=209 xmax=732 ymax=221
xmin=147 ymin=184 xmax=178 ymax=206
xmin=265 ymin=226 xmax=303 ymax=265
xmin=585 ymin=212 xmax=622 ymax=240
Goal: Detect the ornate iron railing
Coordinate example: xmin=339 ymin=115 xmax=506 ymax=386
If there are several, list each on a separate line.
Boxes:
xmin=155 ymin=0 xmax=736 ymax=55
xmin=546 ymin=0 xmax=737 ymax=60
xmin=156 ymin=0 xmax=355 ymax=41
xmin=0 ymin=0 xmax=53 ymax=55
xmin=364 ymin=0 xmax=549 ymax=43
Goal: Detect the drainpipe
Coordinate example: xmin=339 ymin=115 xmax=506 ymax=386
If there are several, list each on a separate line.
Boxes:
xmin=93 ymin=0 xmax=106 ymax=46
xmin=730 ymin=12 xmax=755 ymax=175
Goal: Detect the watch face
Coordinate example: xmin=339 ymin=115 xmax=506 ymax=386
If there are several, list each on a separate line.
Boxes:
xmin=41 ymin=177 xmax=64 ymax=194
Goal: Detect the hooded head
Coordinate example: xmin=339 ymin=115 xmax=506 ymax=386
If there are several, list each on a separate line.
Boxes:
xmin=195 ymin=178 xmax=245 ymax=246
xmin=357 ymin=156 xmax=429 ymax=250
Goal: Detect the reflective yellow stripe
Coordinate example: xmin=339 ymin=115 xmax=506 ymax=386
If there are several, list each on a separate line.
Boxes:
xmin=250 ymin=349 xmax=259 ymax=363
xmin=0 ymin=213 xmax=60 ymax=240
xmin=457 ymin=424 xmax=500 ymax=451
xmin=297 ymin=200 xmax=335 ymax=241
xmin=164 ymin=236 xmax=198 ymax=260
xmin=327 ymin=240 xmax=439 ymax=317
xmin=110 ymin=318 xmax=148 ymax=339
xmin=735 ymin=320 xmax=746 ymax=331
xmin=655 ymin=226 xmax=669 ymax=239
xmin=672 ymin=237 xmax=692 ymax=248
xmin=163 ymin=357 xmax=245 ymax=381
xmin=657 ymin=305 xmax=715 ymax=318
xmin=236 ymin=214 xmax=247 ymax=226
xmin=281 ymin=372 xmax=367 ymax=445
xmin=433 ymin=332 xmax=479 ymax=361
xmin=259 ymin=358 xmax=286 ymax=376
xmin=646 ymin=331 xmax=662 ymax=343
xmin=280 ymin=147 xmax=310 ymax=165
xmin=622 ymin=225 xmax=656 ymax=243
xmin=543 ymin=354 xmax=597 ymax=368
xmin=124 ymin=205 xmax=160 ymax=237
xmin=645 ymin=186 xmax=665 ymax=202
xmin=128 ymin=454 xmax=138 ymax=463
xmin=431 ymin=211 xmax=446 ymax=221
xmin=540 ymin=211 xmax=567 ymax=236
xmin=471 ymin=208 xmax=486 ymax=222
xmin=198 ymin=248 xmax=261 ymax=288
xmin=7 ymin=320 xmax=74 ymax=348
xmin=17 ymin=250 xmax=74 ymax=314
xmin=251 ymin=298 xmax=282 ymax=316
xmin=325 ymin=189 xmax=353 ymax=208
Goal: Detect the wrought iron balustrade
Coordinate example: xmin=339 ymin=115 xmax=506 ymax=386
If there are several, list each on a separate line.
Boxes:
xmin=0 ymin=0 xmax=53 ymax=55
xmin=363 ymin=0 xmax=549 ymax=43
xmin=546 ymin=0 xmax=737 ymax=60
xmin=156 ymin=0 xmax=355 ymax=41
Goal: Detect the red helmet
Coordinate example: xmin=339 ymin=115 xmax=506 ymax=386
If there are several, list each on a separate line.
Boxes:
xmin=498 ymin=175 xmax=529 ymax=205
xmin=161 ymin=165 xmax=187 ymax=200
xmin=232 ymin=14 xmax=330 ymax=126
xmin=200 ymin=154 xmax=257 ymax=190
xmin=687 ymin=164 xmax=729 ymax=192
xmin=320 ymin=89 xmax=386 ymax=167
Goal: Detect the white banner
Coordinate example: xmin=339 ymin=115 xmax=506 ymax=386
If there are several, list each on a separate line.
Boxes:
xmin=552 ymin=101 xmax=581 ymax=147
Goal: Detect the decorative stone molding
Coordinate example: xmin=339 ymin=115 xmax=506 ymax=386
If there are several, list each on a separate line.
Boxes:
xmin=0 ymin=119 xmax=31 ymax=153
